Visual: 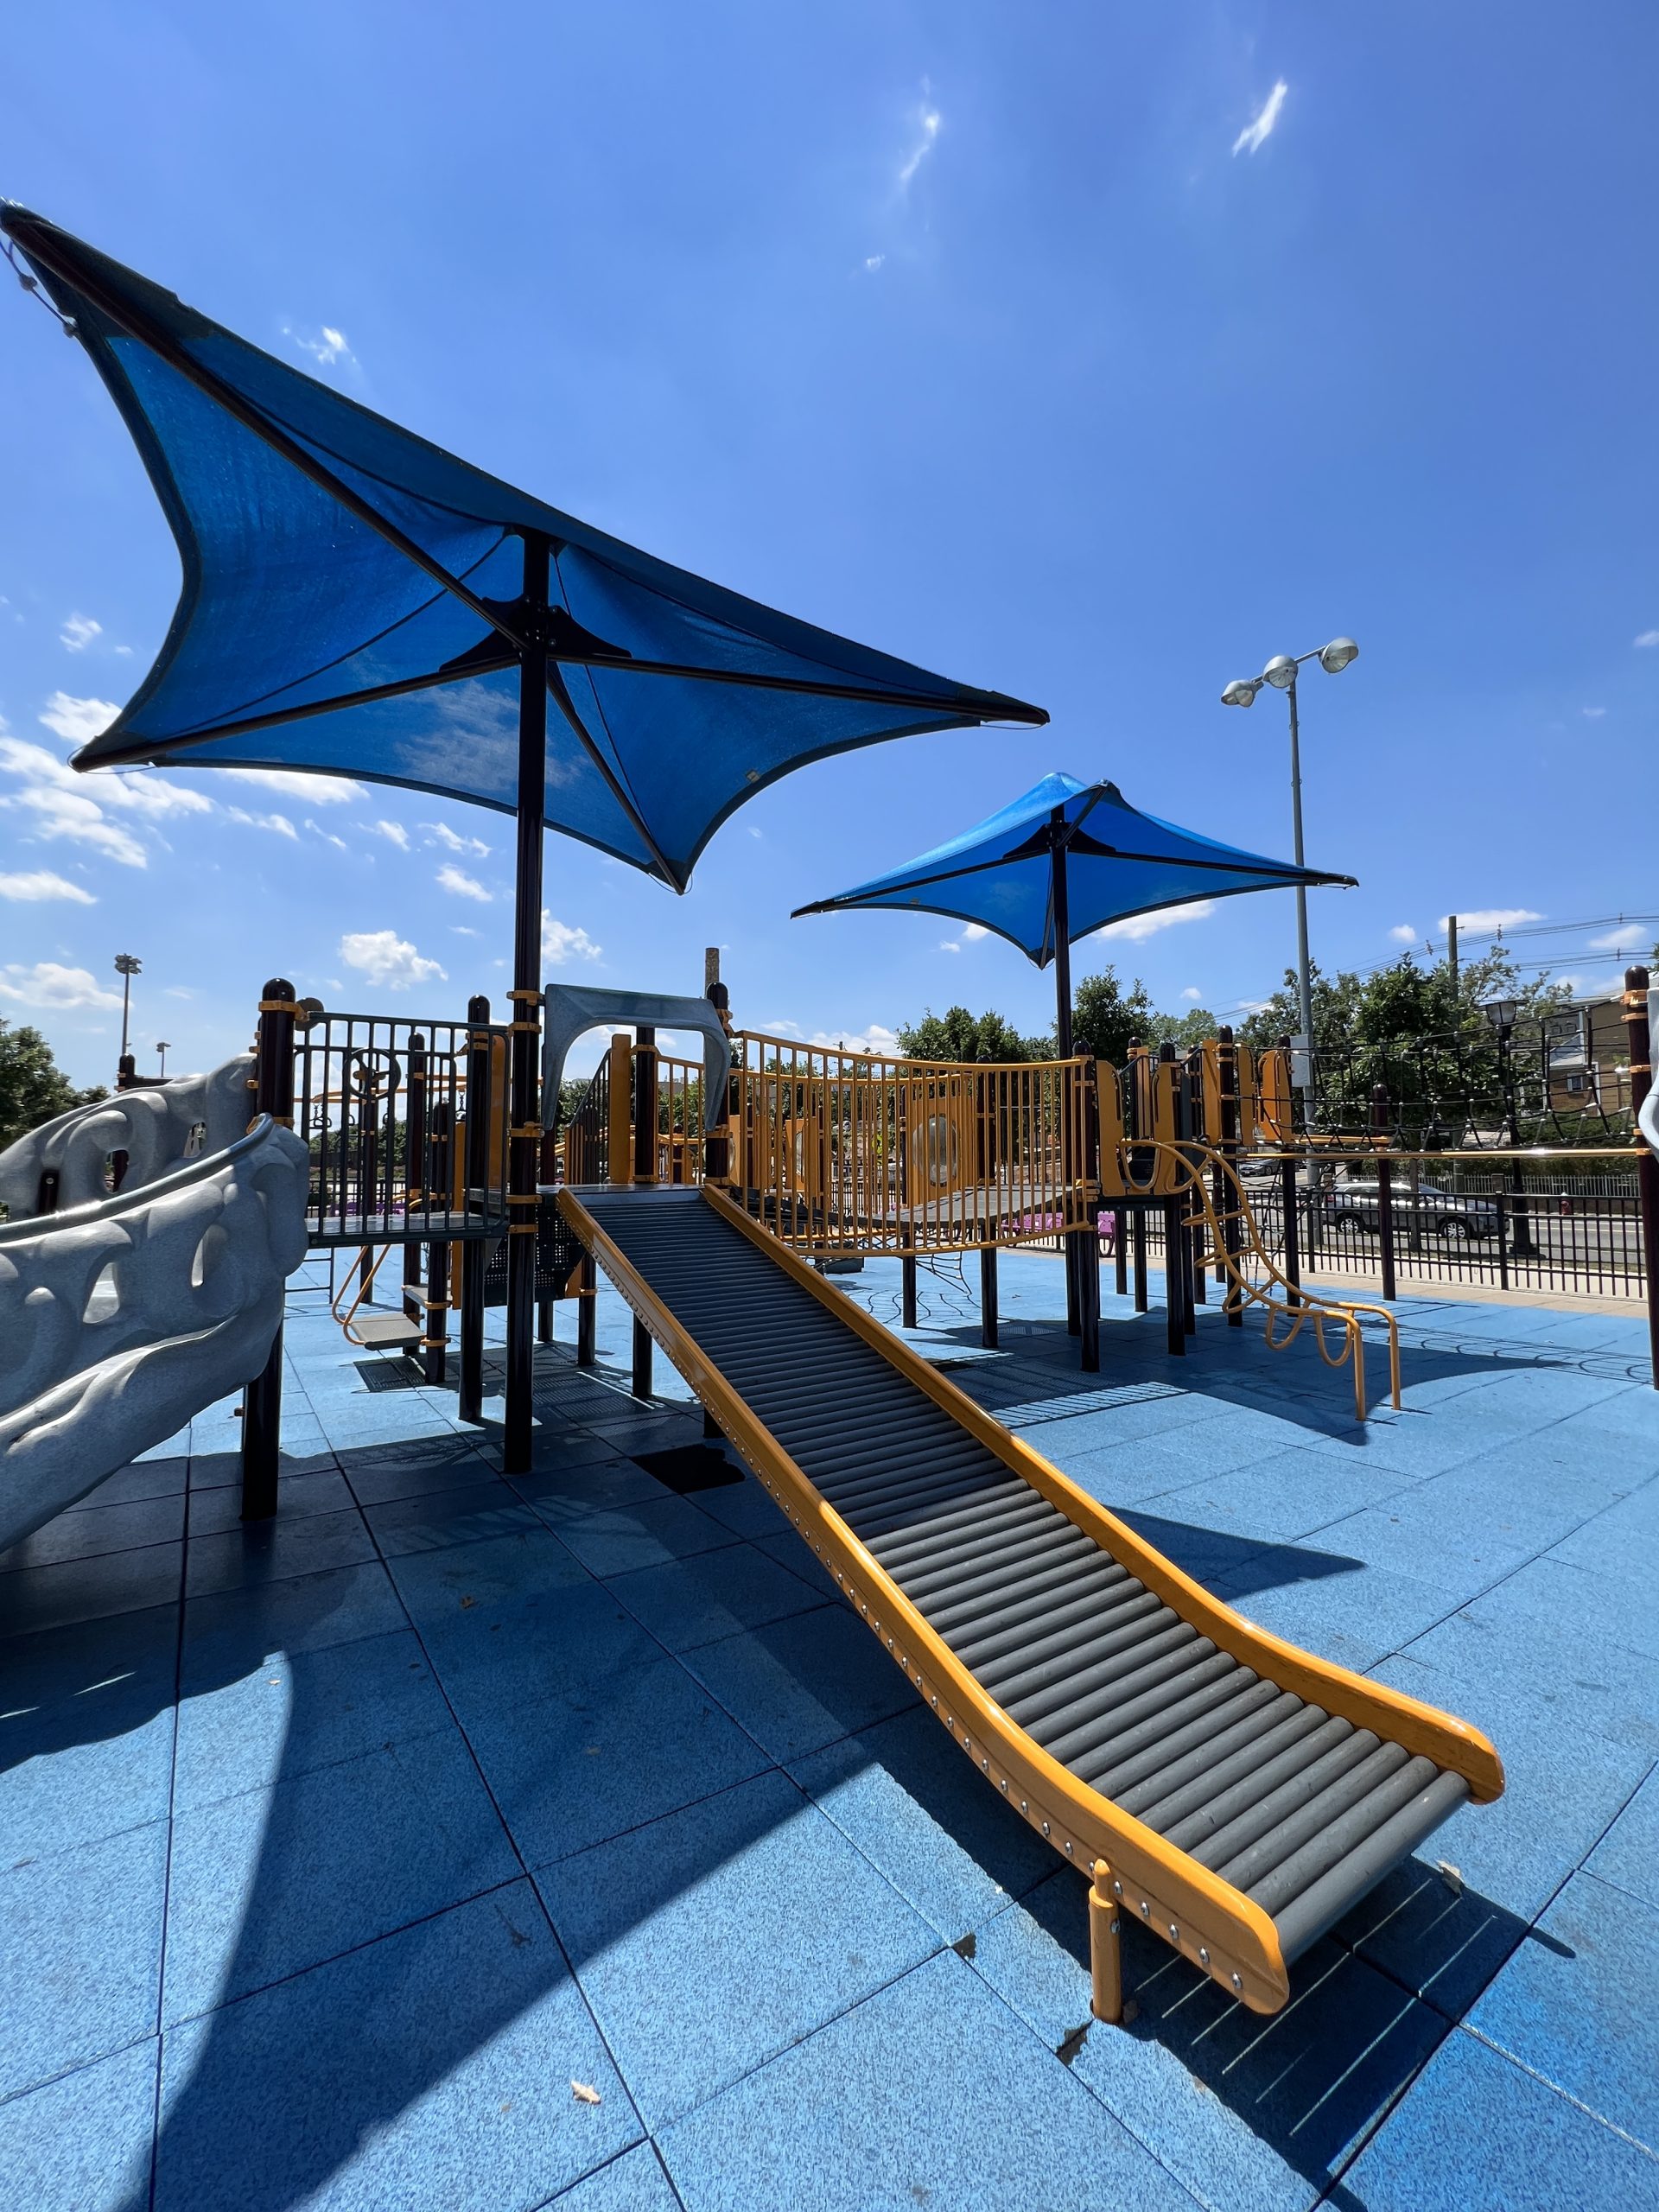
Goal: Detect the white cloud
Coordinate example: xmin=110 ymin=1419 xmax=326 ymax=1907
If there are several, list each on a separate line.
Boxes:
xmin=864 ymin=254 xmax=886 ymax=273
xmin=1180 ymin=986 xmax=1204 ymax=1002
xmin=423 ymin=820 xmax=491 ymax=857
xmin=1389 ymin=924 xmax=1418 ymax=944
xmin=1582 ymin=706 xmax=1606 ymax=720
xmin=226 ymin=768 xmax=365 ymax=804
xmin=1590 ymin=927 xmax=1650 ymax=954
xmin=1233 ymin=80 xmax=1288 ymax=156
xmin=339 ymin=930 xmax=446 ymax=990
xmin=543 ymin=912 xmax=601 ymax=965
xmin=1440 ymin=907 xmax=1541 ymax=932
xmin=226 ymin=806 xmax=298 ymax=839
xmin=1552 ymin=970 xmax=1627 ymax=1003
xmin=285 ymin=322 xmax=357 ymax=371
xmin=1096 ymin=899 xmax=1216 ymax=944
xmin=39 ymin=691 xmax=119 ymax=746
xmin=164 ymin=986 xmax=194 ymax=999
xmin=0 ymin=961 xmax=123 ymax=1011
xmin=0 ymin=738 xmax=150 ymax=866
xmin=451 ymin=925 xmax=480 ymax=938
xmin=807 ymin=1023 xmax=901 ymax=1057
xmin=436 ymin=863 xmax=491 ymax=903
xmin=304 ymin=817 xmax=348 ymax=851
xmin=1634 ymin=629 xmax=1659 ymax=648
xmin=0 ymin=868 xmax=97 ymax=904
xmin=60 ymin=613 xmax=101 ymax=652
xmin=939 ymin=920 xmax=991 ymax=955
xmin=898 ymin=98 xmax=942 ymax=188
xmin=365 ymin=818 xmax=410 ymax=850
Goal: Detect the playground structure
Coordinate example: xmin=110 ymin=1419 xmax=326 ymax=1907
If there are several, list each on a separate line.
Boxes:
xmin=0 ymin=205 xmax=1573 ymax=2038
xmin=0 ymin=1055 xmax=308 ymax=1552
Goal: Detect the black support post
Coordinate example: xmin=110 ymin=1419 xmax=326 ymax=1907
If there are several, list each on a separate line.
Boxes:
xmin=1113 ymin=1211 xmax=1128 ymax=1298
xmin=240 ymin=976 xmax=296 ymax=1521
xmin=1132 ymin=1207 xmax=1148 ymax=1312
xmin=576 ymin=1253 xmax=597 ymax=1367
xmin=458 ymin=994 xmax=491 ymax=1425
xmin=404 ymin=1032 xmax=427 ymax=1329
xmin=979 ymin=1244 xmax=999 ymax=1350
xmin=1052 ymin=811 xmax=1082 ymax=1342
xmin=632 ymin=1316 xmax=653 ymax=1400
xmin=1281 ymin=1152 xmax=1301 ymax=1304
xmin=504 ymin=534 xmax=550 ymax=1474
xmin=1163 ymin=1200 xmax=1186 ymax=1355
xmin=1218 ymin=1027 xmax=1243 ymax=1326
xmin=1623 ymin=967 xmax=1659 ymax=1389
xmin=1373 ymin=1084 xmax=1397 ymax=1303
xmin=424 ymin=1240 xmax=450 ymax=1385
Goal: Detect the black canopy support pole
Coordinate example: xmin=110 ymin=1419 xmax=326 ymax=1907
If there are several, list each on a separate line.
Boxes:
xmin=3 ymin=213 xmax=524 ymax=652
xmin=504 ymin=532 xmax=550 ymax=1475
xmin=1052 ymin=814 xmax=1074 ymax=1058
xmin=1052 ymin=811 xmax=1083 ymax=1341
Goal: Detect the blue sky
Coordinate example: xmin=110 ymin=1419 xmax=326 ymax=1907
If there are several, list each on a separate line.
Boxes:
xmin=3 ymin=3 xmax=1655 ymax=1087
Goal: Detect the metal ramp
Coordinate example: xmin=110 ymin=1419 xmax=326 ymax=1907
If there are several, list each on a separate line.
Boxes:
xmin=561 ymin=1181 xmax=1503 ymax=2019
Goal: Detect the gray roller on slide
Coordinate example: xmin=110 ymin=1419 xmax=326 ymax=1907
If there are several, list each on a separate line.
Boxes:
xmin=577 ymin=1187 xmax=1472 ymax=1968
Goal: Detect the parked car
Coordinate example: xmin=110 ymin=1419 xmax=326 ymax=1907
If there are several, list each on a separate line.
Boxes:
xmin=1321 ymin=1179 xmax=1501 ymax=1242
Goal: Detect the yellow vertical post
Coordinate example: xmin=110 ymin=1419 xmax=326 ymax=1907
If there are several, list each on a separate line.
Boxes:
xmin=1089 ymin=1863 xmax=1123 ymax=2024
xmin=606 ymin=1033 xmax=632 ymax=1185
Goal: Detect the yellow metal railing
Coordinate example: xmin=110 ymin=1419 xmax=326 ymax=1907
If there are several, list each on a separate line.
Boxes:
xmin=1116 ymin=1138 xmax=1401 ymax=1421
xmin=724 ymin=1028 xmax=1096 ymax=1256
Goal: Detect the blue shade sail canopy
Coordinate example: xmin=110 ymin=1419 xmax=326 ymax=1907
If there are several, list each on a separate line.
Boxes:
xmin=2 ymin=207 xmax=1046 ymax=892
xmin=793 ymin=771 xmax=1354 ymax=964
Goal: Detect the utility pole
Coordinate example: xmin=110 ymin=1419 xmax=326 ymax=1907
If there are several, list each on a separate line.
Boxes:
xmin=1447 ymin=914 xmax=1459 ymax=994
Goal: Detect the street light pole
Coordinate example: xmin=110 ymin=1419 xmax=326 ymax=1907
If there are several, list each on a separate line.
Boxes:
xmin=1284 ymin=671 xmax=1314 ymax=1063
xmin=1219 ymin=639 xmax=1358 ymax=1100
xmin=156 ymin=1040 xmax=171 ymax=1078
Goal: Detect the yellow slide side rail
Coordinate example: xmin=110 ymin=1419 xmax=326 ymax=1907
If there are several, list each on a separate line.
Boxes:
xmin=559 ymin=1182 xmax=1500 ymax=2021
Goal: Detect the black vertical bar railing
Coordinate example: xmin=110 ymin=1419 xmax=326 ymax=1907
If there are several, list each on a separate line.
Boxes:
xmin=241 ymin=976 xmax=296 ymax=1521
xmin=1373 ymin=1084 xmax=1397 ymax=1303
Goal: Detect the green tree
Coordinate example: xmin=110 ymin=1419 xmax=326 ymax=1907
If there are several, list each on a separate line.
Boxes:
xmin=1066 ymin=966 xmax=1157 ymax=1065
xmin=0 ymin=1018 xmax=106 ymax=1152
xmin=896 ymin=1005 xmax=1048 ymax=1064
xmin=1238 ymin=951 xmax=1569 ymax=1139
xmin=1145 ymin=1005 xmax=1221 ymax=1055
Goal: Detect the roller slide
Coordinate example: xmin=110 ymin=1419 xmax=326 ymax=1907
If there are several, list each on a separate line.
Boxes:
xmin=560 ymin=1183 xmax=1502 ymax=2016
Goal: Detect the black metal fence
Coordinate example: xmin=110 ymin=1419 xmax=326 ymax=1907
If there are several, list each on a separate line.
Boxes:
xmin=1293 ymin=1012 xmax=1636 ymax=1150
xmin=1103 ymin=1151 xmax=1645 ymax=1302
xmin=293 ymin=1007 xmax=512 ymax=1244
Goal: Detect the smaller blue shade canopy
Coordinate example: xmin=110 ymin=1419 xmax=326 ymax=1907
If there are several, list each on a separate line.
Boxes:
xmin=3 ymin=208 xmax=1045 ymax=892
xmin=794 ymin=772 xmax=1354 ymax=963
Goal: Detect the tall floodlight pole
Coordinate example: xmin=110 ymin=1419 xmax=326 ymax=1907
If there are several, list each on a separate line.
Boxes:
xmin=156 ymin=1040 xmax=171 ymax=1077
xmin=114 ymin=951 xmax=141 ymax=1066
xmin=1220 ymin=639 xmax=1358 ymax=1103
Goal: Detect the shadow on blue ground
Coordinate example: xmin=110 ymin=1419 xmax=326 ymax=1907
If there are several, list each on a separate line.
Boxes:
xmin=13 ymin=1256 xmax=1649 ymax=2210
xmin=3 ymin=1441 xmax=1514 ymax=2212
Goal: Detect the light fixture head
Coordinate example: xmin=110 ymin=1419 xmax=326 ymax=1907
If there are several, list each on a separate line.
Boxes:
xmin=1220 ymin=678 xmax=1259 ymax=709
xmin=113 ymin=952 xmax=142 ymax=976
xmin=1482 ymin=996 xmax=1519 ymax=1033
xmin=1319 ymin=636 xmax=1359 ymax=675
xmin=1262 ymin=655 xmax=1298 ymax=690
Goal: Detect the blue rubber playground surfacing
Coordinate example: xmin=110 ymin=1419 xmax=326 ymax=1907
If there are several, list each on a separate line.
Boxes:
xmin=2 ymin=1255 xmax=1656 ymax=2212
